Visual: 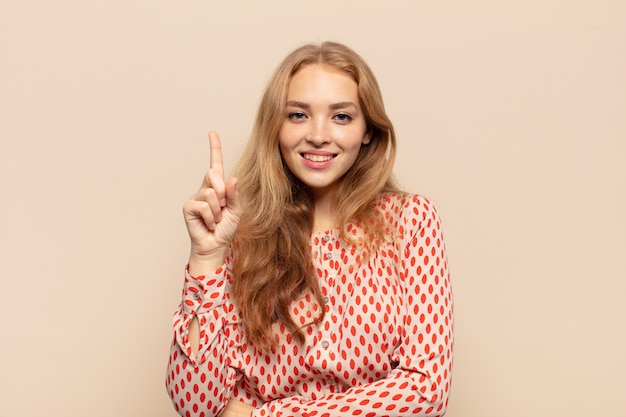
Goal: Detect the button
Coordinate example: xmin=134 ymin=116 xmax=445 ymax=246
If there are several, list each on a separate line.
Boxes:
xmin=325 ymin=252 xmax=333 ymax=260
xmin=321 ymin=340 xmax=329 ymax=349
xmin=192 ymin=292 xmax=202 ymax=300
xmin=323 ymin=296 xmax=329 ymax=303
xmin=323 ymin=235 xmax=331 ymax=242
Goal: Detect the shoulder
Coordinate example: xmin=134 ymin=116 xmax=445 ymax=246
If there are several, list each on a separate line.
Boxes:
xmin=374 ymin=192 xmax=440 ymax=221
xmin=373 ymin=192 xmax=443 ymax=238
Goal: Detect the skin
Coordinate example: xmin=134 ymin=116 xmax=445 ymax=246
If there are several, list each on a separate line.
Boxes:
xmin=184 ymin=131 xmax=241 ymax=277
xmin=182 ymin=64 xmax=370 ymax=416
xmin=279 ymin=64 xmax=371 ymax=231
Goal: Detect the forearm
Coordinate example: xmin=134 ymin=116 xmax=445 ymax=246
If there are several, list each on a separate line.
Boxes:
xmin=188 ymin=316 xmax=199 ymax=356
xmin=166 ymin=265 xmax=238 ymax=416
xmin=188 ymin=252 xmax=226 ymax=357
xmin=166 ymin=332 xmax=234 ymax=416
xmin=251 ymin=367 xmax=449 ymax=417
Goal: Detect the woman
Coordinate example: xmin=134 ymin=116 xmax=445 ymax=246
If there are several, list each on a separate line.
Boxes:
xmin=166 ymin=41 xmax=453 ymax=417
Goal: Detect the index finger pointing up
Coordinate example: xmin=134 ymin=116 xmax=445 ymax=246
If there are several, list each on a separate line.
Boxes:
xmin=209 ymin=131 xmax=224 ymax=177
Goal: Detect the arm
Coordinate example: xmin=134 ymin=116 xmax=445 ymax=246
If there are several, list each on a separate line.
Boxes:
xmin=250 ymin=196 xmax=453 ymax=417
xmin=166 ymin=264 xmax=238 ymax=416
xmin=166 ymin=132 xmax=246 ymax=416
xmin=391 ymin=197 xmax=453 ymax=413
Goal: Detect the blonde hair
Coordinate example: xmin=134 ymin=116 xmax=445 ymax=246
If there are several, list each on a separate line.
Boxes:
xmin=232 ymin=41 xmax=400 ymax=351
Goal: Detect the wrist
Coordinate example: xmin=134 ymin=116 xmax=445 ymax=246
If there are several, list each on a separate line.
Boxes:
xmin=188 ymin=247 xmax=229 ymax=276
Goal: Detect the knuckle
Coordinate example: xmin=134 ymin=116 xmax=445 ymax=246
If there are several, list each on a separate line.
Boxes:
xmin=203 ymin=188 xmax=217 ymax=200
xmin=182 ymin=200 xmax=194 ymax=212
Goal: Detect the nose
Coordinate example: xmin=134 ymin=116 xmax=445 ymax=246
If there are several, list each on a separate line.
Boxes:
xmin=306 ymin=119 xmax=330 ymax=146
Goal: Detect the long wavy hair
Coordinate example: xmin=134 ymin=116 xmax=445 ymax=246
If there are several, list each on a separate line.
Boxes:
xmin=232 ymin=41 xmax=401 ymax=352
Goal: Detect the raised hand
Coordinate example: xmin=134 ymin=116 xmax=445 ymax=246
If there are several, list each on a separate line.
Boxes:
xmin=183 ymin=132 xmax=242 ymax=273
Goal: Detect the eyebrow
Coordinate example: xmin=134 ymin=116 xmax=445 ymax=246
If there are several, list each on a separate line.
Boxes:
xmin=285 ymin=100 xmax=359 ymax=110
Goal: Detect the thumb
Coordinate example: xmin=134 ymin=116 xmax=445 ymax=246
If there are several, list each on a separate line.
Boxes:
xmin=225 ymin=177 xmax=241 ymax=215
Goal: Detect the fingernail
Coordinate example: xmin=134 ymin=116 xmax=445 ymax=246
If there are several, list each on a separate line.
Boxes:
xmin=220 ymin=198 xmax=226 ymax=207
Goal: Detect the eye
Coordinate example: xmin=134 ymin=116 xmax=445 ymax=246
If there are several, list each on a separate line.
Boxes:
xmin=333 ymin=113 xmax=353 ymax=123
xmin=288 ymin=112 xmax=307 ymax=121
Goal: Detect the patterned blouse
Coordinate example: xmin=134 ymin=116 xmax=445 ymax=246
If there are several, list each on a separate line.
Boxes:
xmin=166 ymin=193 xmax=453 ymax=416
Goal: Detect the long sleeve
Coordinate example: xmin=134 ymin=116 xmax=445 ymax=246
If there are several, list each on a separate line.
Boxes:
xmin=249 ymin=195 xmax=453 ymax=417
xmin=165 ymin=261 xmax=239 ymax=416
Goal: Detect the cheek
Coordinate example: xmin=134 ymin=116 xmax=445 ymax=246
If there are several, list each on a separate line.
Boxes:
xmin=278 ymin=125 xmax=298 ymax=149
xmin=277 ymin=130 xmax=289 ymax=154
xmin=344 ymin=132 xmax=368 ymax=153
xmin=278 ymin=140 xmax=296 ymax=165
xmin=337 ymin=122 xmax=367 ymax=144
xmin=277 ymin=140 xmax=297 ymax=171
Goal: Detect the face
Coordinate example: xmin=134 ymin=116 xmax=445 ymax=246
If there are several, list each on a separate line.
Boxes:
xmin=278 ymin=64 xmax=371 ymax=199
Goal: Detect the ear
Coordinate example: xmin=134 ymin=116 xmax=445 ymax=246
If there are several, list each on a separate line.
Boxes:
xmin=362 ymin=130 xmax=372 ymax=145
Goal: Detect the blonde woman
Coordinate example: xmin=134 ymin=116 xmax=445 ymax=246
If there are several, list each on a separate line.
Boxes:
xmin=166 ymin=41 xmax=453 ymax=417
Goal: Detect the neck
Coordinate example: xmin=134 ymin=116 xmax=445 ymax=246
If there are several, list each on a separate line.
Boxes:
xmin=311 ymin=190 xmax=338 ymax=233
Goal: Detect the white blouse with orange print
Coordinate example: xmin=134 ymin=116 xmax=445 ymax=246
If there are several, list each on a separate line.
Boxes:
xmin=166 ymin=193 xmax=453 ymax=417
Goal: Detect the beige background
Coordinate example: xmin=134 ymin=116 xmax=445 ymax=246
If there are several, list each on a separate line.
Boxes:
xmin=1 ymin=1 xmax=624 ymax=416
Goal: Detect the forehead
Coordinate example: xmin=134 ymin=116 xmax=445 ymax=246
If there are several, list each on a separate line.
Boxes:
xmin=287 ymin=64 xmax=359 ymax=102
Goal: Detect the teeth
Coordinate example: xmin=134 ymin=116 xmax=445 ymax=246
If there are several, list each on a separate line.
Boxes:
xmin=303 ymin=153 xmax=333 ymax=162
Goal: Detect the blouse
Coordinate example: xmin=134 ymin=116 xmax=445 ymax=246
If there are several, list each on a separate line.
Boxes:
xmin=166 ymin=193 xmax=453 ymax=416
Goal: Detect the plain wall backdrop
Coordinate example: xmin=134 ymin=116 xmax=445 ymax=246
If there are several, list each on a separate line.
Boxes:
xmin=1 ymin=1 xmax=625 ymax=416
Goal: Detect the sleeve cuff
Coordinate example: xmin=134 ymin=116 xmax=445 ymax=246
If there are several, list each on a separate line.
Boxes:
xmin=172 ymin=263 xmax=232 ymax=365
xmin=182 ymin=263 xmax=230 ymax=315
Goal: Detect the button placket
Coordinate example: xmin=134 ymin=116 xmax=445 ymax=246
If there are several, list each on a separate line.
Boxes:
xmin=314 ymin=232 xmax=338 ymax=359
xmin=322 ymin=234 xmax=334 ymax=261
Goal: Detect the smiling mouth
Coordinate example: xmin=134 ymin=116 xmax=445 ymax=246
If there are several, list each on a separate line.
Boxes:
xmin=302 ymin=153 xmax=335 ymax=162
